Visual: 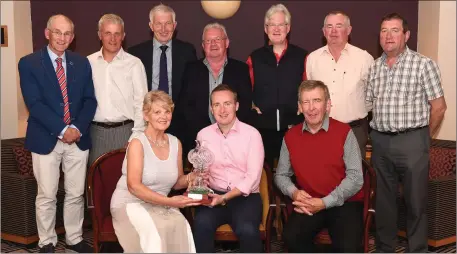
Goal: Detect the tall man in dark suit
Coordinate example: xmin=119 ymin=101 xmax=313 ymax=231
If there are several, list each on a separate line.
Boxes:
xmin=18 ymin=15 xmax=96 ymax=253
xmin=128 ymin=3 xmax=196 ymax=137
xmin=176 ymin=22 xmax=253 ymax=157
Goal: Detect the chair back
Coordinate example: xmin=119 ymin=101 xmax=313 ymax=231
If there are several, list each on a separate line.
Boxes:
xmin=1 ymin=138 xmax=26 ymax=174
xmin=87 ymin=149 xmax=126 ymax=230
xmin=362 ymin=159 xmax=376 ymax=221
xmin=362 ymin=159 xmax=376 ymax=252
xmin=259 ymin=168 xmax=270 ymax=227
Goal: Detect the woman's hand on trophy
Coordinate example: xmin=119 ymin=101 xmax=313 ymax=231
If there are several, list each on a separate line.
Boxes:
xmin=168 ymin=195 xmax=201 ymax=208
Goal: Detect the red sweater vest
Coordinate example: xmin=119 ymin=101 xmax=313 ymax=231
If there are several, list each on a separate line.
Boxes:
xmin=284 ymin=118 xmax=364 ymax=202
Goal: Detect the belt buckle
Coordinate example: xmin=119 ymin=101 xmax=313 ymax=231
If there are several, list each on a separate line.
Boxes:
xmin=104 ymin=122 xmax=116 ymax=127
xmin=120 ymin=120 xmax=132 ymax=126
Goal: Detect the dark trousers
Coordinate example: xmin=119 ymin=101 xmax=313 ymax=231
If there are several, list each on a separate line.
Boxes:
xmin=283 ymin=201 xmax=363 ymax=253
xmin=258 ymin=128 xmax=286 ymax=169
xmin=371 ymin=127 xmax=430 ymax=252
xmin=350 ymin=117 xmax=369 ymax=160
xmin=193 ymin=193 xmax=263 ymax=253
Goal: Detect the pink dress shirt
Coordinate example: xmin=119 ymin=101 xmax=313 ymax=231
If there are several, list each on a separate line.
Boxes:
xmin=196 ymin=118 xmax=264 ymax=195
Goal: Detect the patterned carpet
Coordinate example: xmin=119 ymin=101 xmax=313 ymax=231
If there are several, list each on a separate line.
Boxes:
xmin=2 ymin=229 xmax=456 ymax=253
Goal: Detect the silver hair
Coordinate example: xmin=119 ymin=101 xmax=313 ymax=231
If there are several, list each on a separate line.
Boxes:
xmin=98 ymin=14 xmax=124 ymax=32
xmin=202 ymin=22 xmax=228 ymax=41
xmin=323 ymin=11 xmax=351 ymax=27
xmin=46 ymin=14 xmax=74 ymax=32
xmin=264 ymin=4 xmax=291 ymax=26
xmin=149 ymin=4 xmax=176 ymax=23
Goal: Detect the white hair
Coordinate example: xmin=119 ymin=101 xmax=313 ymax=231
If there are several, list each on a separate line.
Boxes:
xmin=46 ymin=14 xmax=74 ymax=32
xmin=98 ymin=14 xmax=124 ymax=32
xmin=202 ymin=22 xmax=228 ymax=41
xmin=149 ymin=4 xmax=176 ymax=23
xmin=264 ymin=4 xmax=291 ymax=26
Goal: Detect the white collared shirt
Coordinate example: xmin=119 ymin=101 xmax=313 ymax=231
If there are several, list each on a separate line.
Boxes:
xmin=87 ymin=47 xmax=148 ymax=140
xmin=47 ymin=45 xmax=67 ymax=76
xmin=306 ymin=43 xmax=374 ymax=123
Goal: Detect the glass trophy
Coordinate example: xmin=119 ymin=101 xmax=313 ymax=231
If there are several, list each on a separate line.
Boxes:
xmin=186 ymin=140 xmax=214 ymax=203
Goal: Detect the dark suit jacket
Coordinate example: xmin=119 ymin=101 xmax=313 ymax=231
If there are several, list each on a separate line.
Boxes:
xmin=18 ymin=47 xmax=97 ymax=154
xmin=175 ymin=57 xmax=253 ymax=154
xmin=127 ymin=38 xmax=197 ymax=101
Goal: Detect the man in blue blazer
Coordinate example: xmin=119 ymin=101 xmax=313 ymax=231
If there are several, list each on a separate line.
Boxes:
xmin=18 ymin=14 xmax=96 ymax=253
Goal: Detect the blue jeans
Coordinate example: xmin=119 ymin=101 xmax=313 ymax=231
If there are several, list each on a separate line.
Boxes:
xmin=193 ymin=193 xmax=262 ymax=253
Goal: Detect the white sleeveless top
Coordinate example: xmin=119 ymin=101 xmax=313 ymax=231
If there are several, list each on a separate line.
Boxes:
xmin=111 ymin=133 xmax=179 ymax=209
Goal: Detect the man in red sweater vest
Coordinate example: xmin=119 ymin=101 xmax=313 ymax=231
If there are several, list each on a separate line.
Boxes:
xmin=275 ymin=80 xmax=364 ymax=252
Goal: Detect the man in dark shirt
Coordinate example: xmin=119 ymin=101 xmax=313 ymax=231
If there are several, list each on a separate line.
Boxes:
xmin=176 ymin=23 xmax=252 ymax=157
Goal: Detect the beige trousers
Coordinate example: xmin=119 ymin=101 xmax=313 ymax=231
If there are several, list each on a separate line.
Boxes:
xmin=32 ymin=140 xmax=89 ymax=248
xmin=111 ymin=203 xmax=196 ymax=253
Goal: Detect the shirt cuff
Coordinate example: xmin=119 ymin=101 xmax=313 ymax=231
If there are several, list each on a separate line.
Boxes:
xmin=286 ymin=185 xmax=298 ymax=199
xmin=70 ymin=124 xmax=82 ymax=137
xmin=234 ymin=183 xmax=251 ymax=196
xmin=58 ymin=125 xmax=70 ymax=139
xmin=322 ymin=194 xmax=336 ymax=209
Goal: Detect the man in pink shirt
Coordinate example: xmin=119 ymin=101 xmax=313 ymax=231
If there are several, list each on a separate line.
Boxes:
xmin=192 ymin=84 xmax=265 ymax=253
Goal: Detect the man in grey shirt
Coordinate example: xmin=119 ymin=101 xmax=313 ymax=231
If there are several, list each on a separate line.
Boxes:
xmin=274 ymin=80 xmax=364 ymax=252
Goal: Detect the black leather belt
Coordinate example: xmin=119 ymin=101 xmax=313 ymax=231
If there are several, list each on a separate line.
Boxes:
xmin=377 ymin=126 xmax=428 ymax=136
xmin=91 ymin=119 xmax=133 ymax=129
xmin=348 ymin=118 xmax=366 ymax=128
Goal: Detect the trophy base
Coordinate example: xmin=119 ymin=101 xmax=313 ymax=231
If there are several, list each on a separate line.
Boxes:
xmin=184 ymin=192 xmax=212 ymax=205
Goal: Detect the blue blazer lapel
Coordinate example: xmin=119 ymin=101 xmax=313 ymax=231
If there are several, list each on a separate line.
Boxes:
xmin=40 ymin=48 xmax=60 ymax=93
xmin=66 ymin=53 xmax=75 ymax=96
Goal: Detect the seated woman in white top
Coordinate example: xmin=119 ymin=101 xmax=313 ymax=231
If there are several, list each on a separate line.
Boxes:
xmin=110 ymin=90 xmax=200 ymax=253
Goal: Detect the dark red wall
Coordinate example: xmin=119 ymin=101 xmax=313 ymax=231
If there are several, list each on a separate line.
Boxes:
xmin=31 ymin=1 xmax=418 ymax=60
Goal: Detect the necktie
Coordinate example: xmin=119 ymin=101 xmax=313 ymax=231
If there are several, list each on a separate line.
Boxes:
xmin=56 ymin=58 xmax=71 ymax=124
xmin=158 ymin=45 xmax=169 ymax=94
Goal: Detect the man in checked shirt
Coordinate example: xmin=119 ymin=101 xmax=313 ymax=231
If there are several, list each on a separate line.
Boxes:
xmin=366 ymin=13 xmax=447 ymax=253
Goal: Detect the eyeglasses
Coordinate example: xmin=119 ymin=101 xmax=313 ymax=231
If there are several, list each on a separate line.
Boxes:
xmin=203 ymin=37 xmax=226 ymax=45
xmin=266 ymin=23 xmax=288 ymax=29
xmin=49 ymin=29 xmax=73 ymax=38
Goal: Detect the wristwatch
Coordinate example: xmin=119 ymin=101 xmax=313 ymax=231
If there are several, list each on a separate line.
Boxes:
xmin=221 ymin=195 xmax=227 ymax=206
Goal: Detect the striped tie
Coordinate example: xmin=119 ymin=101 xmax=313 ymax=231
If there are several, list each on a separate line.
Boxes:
xmin=56 ymin=58 xmax=71 ymax=124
